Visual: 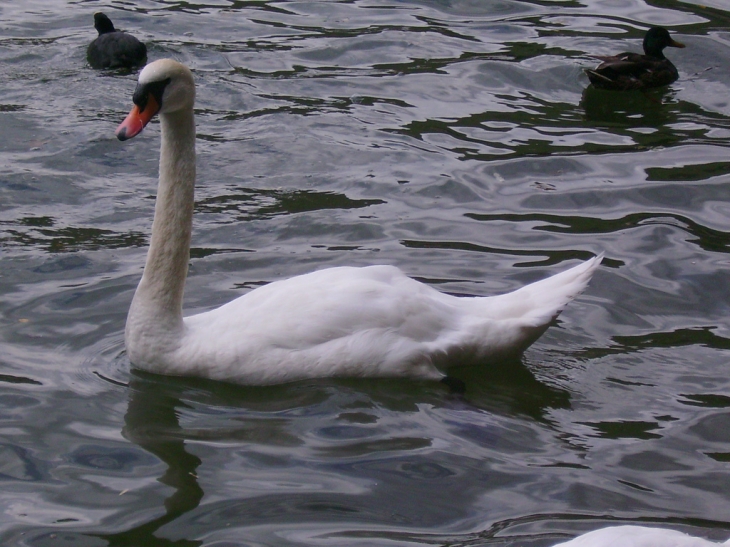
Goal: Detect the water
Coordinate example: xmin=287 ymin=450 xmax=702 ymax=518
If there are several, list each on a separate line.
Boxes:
xmin=1 ymin=1 xmax=729 ymax=545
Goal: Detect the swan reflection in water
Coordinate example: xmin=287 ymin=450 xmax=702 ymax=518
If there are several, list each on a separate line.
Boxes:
xmin=86 ymin=366 xmax=729 ymax=546
xmin=91 ymin=372 xmax=204 ymax=546
xmin=87 ymin=358 xmax=572 ymax=546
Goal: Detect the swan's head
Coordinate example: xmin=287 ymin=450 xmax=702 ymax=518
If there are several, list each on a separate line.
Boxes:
xmin=116 ymin=59 xmax=195 ymax=141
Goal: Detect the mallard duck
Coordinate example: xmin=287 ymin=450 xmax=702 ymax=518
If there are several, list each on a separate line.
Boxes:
xmin=87 ymin=12 xmax=147 ymax=70
xmin=113 ymin=59 xmax=602 ymax=386
xmin=586 ymin=27 xmax=685 ymax=90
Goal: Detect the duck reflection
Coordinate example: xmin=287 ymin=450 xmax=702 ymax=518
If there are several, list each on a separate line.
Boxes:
xmin=580 ymin=85 xmax=676 ymax=127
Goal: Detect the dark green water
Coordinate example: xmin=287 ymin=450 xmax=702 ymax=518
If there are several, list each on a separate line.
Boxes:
xmin=1 ymin=1 xmax=729 ymax=545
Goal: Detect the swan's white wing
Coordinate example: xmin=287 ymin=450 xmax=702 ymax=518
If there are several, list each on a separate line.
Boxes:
xmin=180 ymin=265 xmax=459 ymax=383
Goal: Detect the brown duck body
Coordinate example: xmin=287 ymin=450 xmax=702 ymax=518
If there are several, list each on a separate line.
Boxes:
xmin=585 ymin=27 xmax=685 ymax=91
xmin=586 ymin=52 xmax=679 ymax=90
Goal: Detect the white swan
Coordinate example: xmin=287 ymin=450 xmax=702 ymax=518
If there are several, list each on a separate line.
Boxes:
xmin=116 ymin=59 xmax=602 ymax=386
xmin=552 ymin=525 xmax=730 ymax=547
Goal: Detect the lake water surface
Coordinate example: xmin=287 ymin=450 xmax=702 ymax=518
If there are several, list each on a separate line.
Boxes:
xmin=1 ymin=1 xmax=730 ymax=546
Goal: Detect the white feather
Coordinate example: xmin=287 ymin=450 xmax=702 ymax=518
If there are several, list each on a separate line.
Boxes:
xmin=552 ymin=526 xmax=730 ymax=547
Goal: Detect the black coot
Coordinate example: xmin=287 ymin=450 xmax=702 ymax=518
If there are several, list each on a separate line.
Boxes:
xmin=87 ymin=13 xmax=147 ymax=70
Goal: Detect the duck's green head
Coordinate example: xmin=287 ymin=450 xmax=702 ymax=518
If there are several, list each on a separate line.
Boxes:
xmin=643 ymin=26 xmax=685 ymax=58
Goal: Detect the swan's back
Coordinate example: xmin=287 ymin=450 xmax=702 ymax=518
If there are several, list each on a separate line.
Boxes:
xmin=163 ymin=258 xmax=601 ymax=385
xmin=178 ymin=265 xmax=463 ymax=383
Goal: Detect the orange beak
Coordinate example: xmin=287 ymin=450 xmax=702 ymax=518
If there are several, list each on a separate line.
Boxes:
xmin=669 ymin=38 xmax=686 ymax=48
xmin=116 ymin=94 xmax=160 ymax=141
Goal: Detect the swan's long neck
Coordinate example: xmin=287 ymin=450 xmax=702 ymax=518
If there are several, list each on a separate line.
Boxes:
xmin=126 ymin=108 xmax=195 ymax=359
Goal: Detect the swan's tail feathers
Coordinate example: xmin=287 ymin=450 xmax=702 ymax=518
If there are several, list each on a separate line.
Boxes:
xmin=474 ymin=253 xmax=603 ymax=334
xmin=457 ymin=254 xmax=602 ymax=363
xmin=515 ymin=253 xmax=603 ymax=327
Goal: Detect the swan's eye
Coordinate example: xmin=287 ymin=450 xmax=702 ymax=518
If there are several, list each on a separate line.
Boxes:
xmin=133 ymin=77 xmax=171 ymax=114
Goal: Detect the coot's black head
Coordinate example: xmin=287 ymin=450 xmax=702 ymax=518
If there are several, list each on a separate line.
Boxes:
xmin=93 ymin=12 xmax=116 ymax=35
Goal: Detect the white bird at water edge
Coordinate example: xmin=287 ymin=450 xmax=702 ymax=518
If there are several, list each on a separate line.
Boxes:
xmin=551 ymin=525 xmax=730 ymax=547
